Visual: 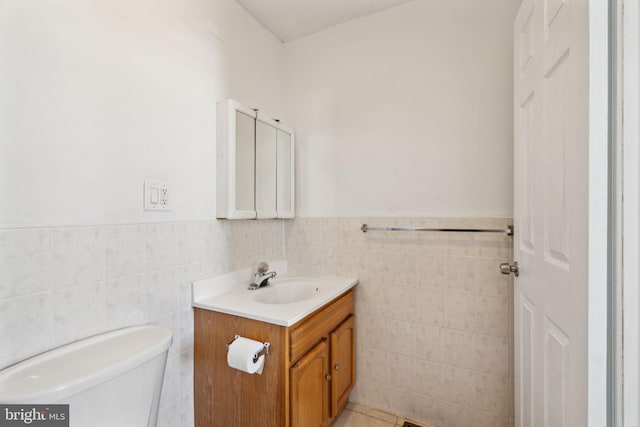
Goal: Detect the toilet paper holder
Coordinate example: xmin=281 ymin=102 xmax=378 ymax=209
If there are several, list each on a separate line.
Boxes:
xmin=226 ymin=335 xmax=271 ymax=362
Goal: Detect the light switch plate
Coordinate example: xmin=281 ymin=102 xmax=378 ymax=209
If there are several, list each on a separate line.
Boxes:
xmin=144 ymin=180 xmax=171 ymax=211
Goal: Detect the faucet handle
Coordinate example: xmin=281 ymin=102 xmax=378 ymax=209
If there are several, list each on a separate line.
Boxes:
xmin=257 ymin=261 xmax=269 ymax=274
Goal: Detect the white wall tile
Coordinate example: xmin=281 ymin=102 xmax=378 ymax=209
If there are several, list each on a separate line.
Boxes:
xmin=463 ymin=408 xmax=511 ymax=427
xmin=415 ymin=325 xmax=444 ymax=363
xmin=53 ymin=282 xmax=106 ymax=345
xmin=105 ymin=274 xmax=146 ymax=330
xmin=438 ymin=400 xmax=466 ymax=427
xmin=416 ymin=254 xmax=445 ymax=290
xmin=177 ymin=222 xmax=204 ymax=266
xmin=179 ymin=308 xmax=194 ymax=352
xmin=146 ymin=223 xmax=178 ymax=272
xmin=413 ymin=359 xmax=441 ymax=398
xmin=179 ymin=350 xmax=194 ymax=398
xmin=177 ymin=264 xmax=201 ymax=312
xmin=160 ymin=355 xmax=179 ymax=409
xmin=388 ymin=287 xmax=417 ymax=322
xmin=365 ymin=316 xmax=389 ymax=352
xmin=474 ymin=334 xmax=509 ymax=377
xmin=0 ymin=292 xmax=54 ymax=368
xmin=53 ymin=227 xmax=105 ymax=288
xmin=179 ymin=391 xmax=195 ymax=427
xmin=0 ymin=228 xmax=52 ymax=298
xmin=146 ymin=268 xmax=178 ymax=320
xmin=105 ymin=224 xmax=145 ymax=280
xmin=440 ymin=365 xmax=475 ymax=407
xmin=444 ymin=256 xmax=476 ymax=294
xmin=387 ymin=353 xmax=415 ymax=390
xmin=385 ymin=320 xmax=416 ymax=357
xmin=362 ymin=348 xmax=389 ymax=384
xmin=474 ymin=372 xmax=511 ymax=418
xmin=415 ymin=289 xmax=445 ymax=327
xmin=153 ymin=313 xmax=180 ymax=359
xmin=405 ymin=393 xmax=439 ymax=427
xmin=157 ymin=400 xmax=179 ymax=427
xmin=476 ymin=258 xmax=511 ymax=297
xmin=474 ymin=296 xmax=509 ymax=337
xmin=285 ymin=216 xmax=514 ymax=427
xmin=442 ymin=329 xmax=476 ymax=370
xmin=444 ymin=291 xmax=476 ymax=331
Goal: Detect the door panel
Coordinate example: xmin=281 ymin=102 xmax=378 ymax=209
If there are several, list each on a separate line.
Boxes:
xmin=514 ymin=0 xmax=588 ymax=424
xmin=519 ymin=294 xmax=535 ymax=427
xmin=256 ymin=119 xmax=277 ymax=218
xmin=544 ymin=317 xmax=569 ymax=427
xmin=542 ymin=51 xmax=571 ymax=268
xmin=330 ymin=315 xmax=355 ymax=418
xmin=290 ymin=340 xmax=329 ymax=427
xmin=519 ymin=91 xmax=536 ymax=253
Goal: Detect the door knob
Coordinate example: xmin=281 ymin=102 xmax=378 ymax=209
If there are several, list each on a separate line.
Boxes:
xmin=325 ymin=374 xmax=332 ymax=381
xmin=335 ymin=364 xmax=340 ymax=371
xmin=500 ymin=261 xmax=519 ymax=277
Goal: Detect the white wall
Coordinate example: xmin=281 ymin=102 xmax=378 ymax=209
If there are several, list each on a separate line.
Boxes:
xmin=0 ymin=2 xmax=285 ymax=426
xmin=284 ymin=0 xmax=518 ymax=217
xmin=0 ymin=0 xmax=284 ymax=228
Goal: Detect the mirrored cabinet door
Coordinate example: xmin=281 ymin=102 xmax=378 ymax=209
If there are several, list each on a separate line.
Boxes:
xmin=276 ymin=127 xmax=295 ymax=218
xmin=256 ymin=119 xmax=277 ymax=218
xmin=235 ymin=111 xmax=256 ymax=214
xmin=217 ymin=100 xmax=258 ymax=219
xmin=217 ymin=99 xmax=294 ymax=220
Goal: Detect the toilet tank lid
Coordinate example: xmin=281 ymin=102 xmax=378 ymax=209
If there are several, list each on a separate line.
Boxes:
xmin=0 ymin=325 xmax=172 ymax=403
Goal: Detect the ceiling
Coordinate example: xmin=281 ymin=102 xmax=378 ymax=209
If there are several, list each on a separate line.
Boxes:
xmin=236 ymin=0 xmax=415 ymax=42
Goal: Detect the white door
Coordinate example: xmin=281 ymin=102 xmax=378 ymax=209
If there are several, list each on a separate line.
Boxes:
xmin=513 ymin=0 xmax=592 ymax=425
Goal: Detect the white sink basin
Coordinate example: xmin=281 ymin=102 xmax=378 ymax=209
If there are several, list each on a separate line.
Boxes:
xmin=253 ymin=278 xmax=322 ymax=304
xmin=191 ymin=261 xmax=358 ymax=326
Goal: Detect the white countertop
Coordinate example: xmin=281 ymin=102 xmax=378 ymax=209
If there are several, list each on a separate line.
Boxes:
xmin=191 ymin=261 xmax=358 ymax=326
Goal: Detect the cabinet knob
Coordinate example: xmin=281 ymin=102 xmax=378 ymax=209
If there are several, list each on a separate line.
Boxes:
xmin=335 ymin=364 xmax=340 ymax=371
xmin=325 ymin=374 xmax=332 ymax=381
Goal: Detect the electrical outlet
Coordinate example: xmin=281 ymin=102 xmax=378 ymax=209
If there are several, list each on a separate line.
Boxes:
xmin=144 ymin=180 xmax=171 ymax=211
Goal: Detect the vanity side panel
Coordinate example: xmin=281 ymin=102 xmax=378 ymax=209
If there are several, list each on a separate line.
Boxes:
xmin=194 ymin=308 xmax=289 ymax=427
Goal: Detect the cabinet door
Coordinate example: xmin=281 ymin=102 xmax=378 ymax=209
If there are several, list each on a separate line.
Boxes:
xmin=216 ymin=100 xmax=257 ymax=219
xmin=330 ymin=315 xmax=355 ymax=418
xmin=290 ymin=340 xmax=330 ymax=427
xmin=255 ymin=119 xmax=277 ymax=218
xmin=276 ymin=127 xmax=294 ymax=218
xmin=233 ymin=110 xmax=256 ymax=216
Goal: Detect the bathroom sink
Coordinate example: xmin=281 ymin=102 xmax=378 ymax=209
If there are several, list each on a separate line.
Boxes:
xmin=253 ymin=278 xmax=322 ymax=304
xmin=192 ymin=263 xmax=358 ymax=326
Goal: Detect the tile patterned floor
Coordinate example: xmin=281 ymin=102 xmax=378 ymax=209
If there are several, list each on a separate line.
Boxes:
xmin=335 ymin=402 xmax=435 ymax=427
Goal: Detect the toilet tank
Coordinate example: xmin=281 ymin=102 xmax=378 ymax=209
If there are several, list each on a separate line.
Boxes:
xmin=0 ymin=325 xmax=172 ymax=427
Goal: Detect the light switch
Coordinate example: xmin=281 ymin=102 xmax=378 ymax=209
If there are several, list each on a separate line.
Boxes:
xmin=144 ymin=180 xmax=171 ymax=211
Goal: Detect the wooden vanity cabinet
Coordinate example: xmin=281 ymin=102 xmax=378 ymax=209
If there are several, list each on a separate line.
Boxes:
xmin=194 ymin=289 xmax=355 ymax=427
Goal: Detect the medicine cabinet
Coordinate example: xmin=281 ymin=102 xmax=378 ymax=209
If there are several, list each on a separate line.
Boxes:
xmin=216 ymin=99 xmax=295 ymax=219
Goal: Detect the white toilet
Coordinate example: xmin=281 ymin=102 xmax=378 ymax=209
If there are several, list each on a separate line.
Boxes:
xmin=0 ymin=325 xmax=172 ymax=427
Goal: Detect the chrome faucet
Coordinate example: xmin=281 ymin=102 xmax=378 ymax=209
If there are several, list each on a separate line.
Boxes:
xmin=248 ymin=261 xmax=277 ymax=290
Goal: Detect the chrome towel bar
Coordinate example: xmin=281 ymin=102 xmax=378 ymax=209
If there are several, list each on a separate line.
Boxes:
xmin=361 ymin=224 xmax=514 ymax=236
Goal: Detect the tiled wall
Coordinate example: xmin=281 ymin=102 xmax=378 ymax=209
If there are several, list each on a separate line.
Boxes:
xmin=1 ymin=216 xmax=513 ymax=427
xmin=285 ymin=217 xmax=514 ymax=427
xmin=0 ymin=220 xmax=284 ymax=427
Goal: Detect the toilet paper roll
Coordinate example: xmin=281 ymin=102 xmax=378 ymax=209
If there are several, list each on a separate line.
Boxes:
xmin=227 ymin=337 xmax=265 ymax=375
